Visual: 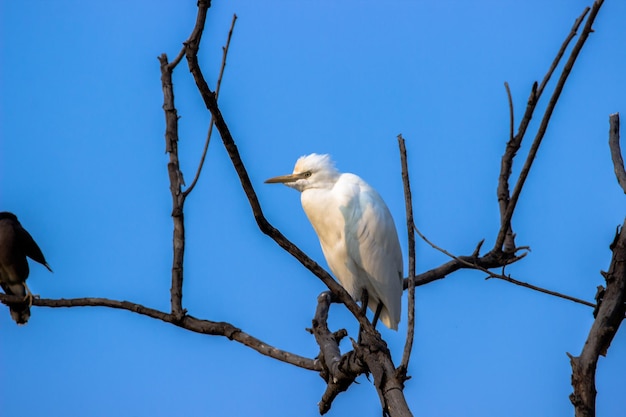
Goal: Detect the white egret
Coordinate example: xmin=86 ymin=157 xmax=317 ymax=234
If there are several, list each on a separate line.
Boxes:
xmin=265 ymin=154 xmax=403 ymax=330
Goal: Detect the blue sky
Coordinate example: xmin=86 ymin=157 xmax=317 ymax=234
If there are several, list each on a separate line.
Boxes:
xmin=1 ymin=1 xmax=624 ymax=416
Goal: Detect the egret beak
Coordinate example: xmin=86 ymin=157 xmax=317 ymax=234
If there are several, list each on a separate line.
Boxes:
xmin=264 ymin=173 xmax=307 ymax=184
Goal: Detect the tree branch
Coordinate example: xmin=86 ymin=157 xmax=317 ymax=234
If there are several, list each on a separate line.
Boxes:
xmin=310 ymin=292 xmax=364 ymax=414
xmin=494 ymin=4 xmax=596 ymax=252
xmin=159 ymin=53 xmax=186 ymax=320
xmin=413 ymin=225 xmax=597 ymax=308
xmin=608 ymin=113 xmax=626 ymax=193
xmin=181 ymin=4 xmax=414 ymax=415
xmin=159 ymin=9 xmax=237 ymax=320
xmin=183 ymin=0 xmax=372 ymax=333
xmin=183 ymin=13 xmax=238 ymax=198
xmin=397 ymin=134 xmax=416 ymax=379
xmin=568 ymin=219 xmax=626 ymax=417
xmin=0 ymin=293 xmax=321 ymax=371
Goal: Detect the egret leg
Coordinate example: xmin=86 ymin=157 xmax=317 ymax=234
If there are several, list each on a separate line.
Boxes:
xmin=357 ymin=289 xmax=370 ymax=344
xmin=360 ymin=289 xmax=369 ymax=317
xmin=371 ymin=302 xmax=383 ymax=330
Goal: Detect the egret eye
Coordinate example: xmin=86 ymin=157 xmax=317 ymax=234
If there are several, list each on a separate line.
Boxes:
xmin=303 ymin=171 xmax=312 ymax=178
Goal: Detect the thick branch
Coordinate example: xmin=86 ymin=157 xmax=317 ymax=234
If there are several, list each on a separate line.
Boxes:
xmin=0 ymin=293 xmax=320 ymax=371
xmin=569 ymin=219 xmax=626 ymax=417
xmin=311 ymin=292 xmax=364 ymax=414
xmin=357 ymin=329 xmax=413 ymax=417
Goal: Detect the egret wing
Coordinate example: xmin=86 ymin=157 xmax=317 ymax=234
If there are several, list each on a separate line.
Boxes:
xmin=338 ymin=174 xmax=403 ymax=329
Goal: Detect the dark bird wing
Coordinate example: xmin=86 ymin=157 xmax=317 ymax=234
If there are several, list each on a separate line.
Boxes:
xmin=16 ymin=223 xmax=53 ymax=272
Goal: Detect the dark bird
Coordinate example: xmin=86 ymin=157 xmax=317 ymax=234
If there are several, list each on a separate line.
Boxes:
xmin=0 ymin=212 xmax=52 ymax=324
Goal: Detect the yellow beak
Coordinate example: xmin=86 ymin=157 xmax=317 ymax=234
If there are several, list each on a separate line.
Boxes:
xmin=264 ymin=172 xmax=307 ymax=184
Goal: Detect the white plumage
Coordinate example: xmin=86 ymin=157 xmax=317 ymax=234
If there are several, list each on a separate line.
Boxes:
xmin=266 ymin=154 xmax=403 ymax=330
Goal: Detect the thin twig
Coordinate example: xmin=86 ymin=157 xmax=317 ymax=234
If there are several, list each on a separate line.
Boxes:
xmin=397 ymin=134 xmax=416 ymax=378
xmin=0 ymin=293 xmax=321 ymax=371
xmin=495 ymin=3 xmax=602 ymax=251
xmin=169 ymin=44 xmax=187 ymax=70
xmin=504 ymin=82 xmax=514 ymax=144
xmin=536 ymin=8 xmax=590 ymax=99
xmin=415 ymin=224 xmax=526 ymax=271
xmin=608 ymin=113 xmax=625 ymax=193
xmin=216 ymin=15 xmax=237 ymax=99
xmin=488 ymin=273 xmax=596 ymax=308
xmin=184 ymin=14 xmax=238 ymax=198
xmin=414 ymin=224 xmax=596 ymax=309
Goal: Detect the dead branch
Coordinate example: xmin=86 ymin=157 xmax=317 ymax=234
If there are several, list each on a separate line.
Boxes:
xmin=183 ymin=0 xmax=371 ymax=332
xmin=183 ymin=13 xmax=238 ymax=198
xmin=414 ymin=225 xmax=596 ymax=309
xmin=568 ymin=111 xmax=626 ymax=417
xmin=159 ymin=10 xmax=237 ymax=320
xmin=568 ymin=219 xmax=626 ymax=417
xmin=487 ymin=273 xmax=596 ymax=309
xmin=182 ymin=4 xmax=412 ymax=415
xmin=608 ymin=113 xmax=626 ymax=193
xmin=158 ymin=53 xmax=186 ymax=320
xmin=397 ymin=134 xmax=416 ymax=379
xmin=0 ymin=293 xmax=320 ymax=371
xmin=0 ymin=2 xmax=612 ymax=416
xmin=310 ymin=292 xmax=364 ymax=414
xmin=411 ymin=3 xmax=604 ymax=307
xmin=494 ymin=4 xmax=597 ymax=252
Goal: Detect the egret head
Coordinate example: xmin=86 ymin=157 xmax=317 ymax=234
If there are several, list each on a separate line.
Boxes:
xmin=265 ymin=153 xmax=340 ymax=192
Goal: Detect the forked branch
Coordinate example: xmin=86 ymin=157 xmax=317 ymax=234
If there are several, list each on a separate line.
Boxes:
xmin=495 ymin=3 xmax=599 ymax=252
xmin=414 ymin=225 xmax=596 ymax=309
xmin=183 ymin=13 xmax=238 ymax=198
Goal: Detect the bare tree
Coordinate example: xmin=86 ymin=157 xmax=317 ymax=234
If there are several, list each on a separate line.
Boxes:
xmin=1 ymin=1 xmax=622 ymax=416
